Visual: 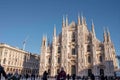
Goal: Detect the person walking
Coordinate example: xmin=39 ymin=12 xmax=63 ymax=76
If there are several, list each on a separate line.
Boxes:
xmin=14 ymin=70 xmax=20 ymax=80
xmin=100 ymin=74 xmax=105 ymax=80
xmin=0 ymin=64 xmax=7 ymax=80
xmin=90 ymin=73 xmax=95 ymax=80
xmin=31 ymin=73 xmax=35 ymax=80
xmin=67 ymin=74 xmax=70 ymax=80
xmin=42 ymin=71 xmax=48 ymax=80
xmin=25 ymin=73 xmax=29 ymax=80
xmin=57 ymin=67 xmax=66 ymax=80
xmin=56 ymin=69 xmax=60 ymax=80
xmin=72 ymin=74 xmax=76 ymax=80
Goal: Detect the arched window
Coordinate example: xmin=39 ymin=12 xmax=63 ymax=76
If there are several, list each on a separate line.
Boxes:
xmin=58 ymin=47 xmax=61 ymax=53
xmin=58 ymin=57 xmax=60 ymax=63
xmin=7 ymin=68 xmax=9 ymax=71
xmin=24 ymin=56 xmax=27 ymax=62
xmin=72 ymin=48 xmax=76 ymax=55
xmin=72 ymin=32 xmax=75 ymax=42
xmin=99 ymin=55 xmax=102 ymax=62
xmin=4 ymin=51 xmax=7 ymax=56
xmin=88 ymin=55 xmax=91 ymax=63
xmin=43 ymin=40 xmax=45 ymax=46
xmin=48 ymin=58 xmax=51 ymax=64
xmin=3 ymin=58 xmax=6 ymax=64
xmin=87 ymin=45 xmax=91 ymax=52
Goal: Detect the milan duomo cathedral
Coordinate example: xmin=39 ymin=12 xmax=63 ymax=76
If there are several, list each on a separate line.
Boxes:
xmin=39 ymin=15 xmax=117 ymax=77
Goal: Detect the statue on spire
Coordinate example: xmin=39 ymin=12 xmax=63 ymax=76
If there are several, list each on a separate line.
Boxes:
xmin=107 ymin=27 xmax=111 ymax=42
xmin=78 ymin=13 xmax=81 ymax=25
xmin=66 ymin=15 xmax=68 ymax=27
xmin=81 ymin=13 xmax=84 ymax=25
xmin=62 ymin=15 xmax=65 ymax=27
xmin=91 ymin=19 xmax=96 ymax=38
xmin=53 ymin=24 xmax=56 ymax=37
xmin=103 ymin=28 xmax=107 ymax=42
xmin=42 ymin=35 xmax=47 ymax=47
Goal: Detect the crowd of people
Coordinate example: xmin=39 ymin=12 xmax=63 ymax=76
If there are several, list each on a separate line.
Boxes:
xmin=42 ymin=67 xmax=120 ymax=80
xmin=0 ymin=64 xmax=37 ymax=80
xmin=0 ymin=64 xmax=120 ymax=80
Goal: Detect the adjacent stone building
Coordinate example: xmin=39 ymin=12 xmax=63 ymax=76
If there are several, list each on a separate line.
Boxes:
xmin=0 ymin=43 xmax=39 ymax=75
xmin=39 ymin=15 xmax=118 ymax=77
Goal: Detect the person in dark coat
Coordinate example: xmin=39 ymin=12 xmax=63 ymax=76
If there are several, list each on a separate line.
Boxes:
xmin=42 ymin=71 xmax=48 ymax=80
xmin=100 ymin=74 xmax=105 ymax=80
xmin=0 ymin=64 xmax=7 ymax=80
xmin=25 ymin=73 xmax=29 ymax=80
xmin=57 ymin=67 xmax=66 ymax=80
xmin=31 ymin=73 xmax=35 ymax=80
xmin=13 ymin=70 xmax=20 ymax=80
xmin=56 ymin=69 xmax=60 ymax=80
xmin=67 ymin=74 xmax=70 ymax=80
xmin=72 ymin=74 xmax=76 ymax=80
xmin=90 ymin=73 xmax=95 ymax=80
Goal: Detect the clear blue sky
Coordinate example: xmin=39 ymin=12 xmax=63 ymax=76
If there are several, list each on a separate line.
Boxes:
xmin=0 ymin=0 xmax=120 ymax=55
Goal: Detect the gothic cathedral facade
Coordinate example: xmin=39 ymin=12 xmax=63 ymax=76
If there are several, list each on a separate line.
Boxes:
xmin=39 ymin=15 xmax=117 ymax=77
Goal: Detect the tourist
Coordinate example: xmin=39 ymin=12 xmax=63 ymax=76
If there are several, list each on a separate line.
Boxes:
xmin=31 ymin=73 xmax=35 ymax=80
xmin=90 ymin=73 xmax=95 ymax=80
xmin=42 ymin=71 xmax=48 ymax=80
xmin=0 ymin=64 xmax=7 ymax=80
xmin=100 ymin=74 xmax=105 ymax=80
xmin=25 ymin=73 xmax=29 ymax=80
xmin=56 ymin=69 xmax=60 ymax=80
xmin=14 ymin=70 xmax=20 ymax=80
xmin=72 ymin=74 xmax=76 ymax=80
xmin=67 ymin=74 xmax=70 ymax=80
xmin=57 ymin=67 xmax=66 ymax=80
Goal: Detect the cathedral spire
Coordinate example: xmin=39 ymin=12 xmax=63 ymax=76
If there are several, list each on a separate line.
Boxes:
xmin=81 ymin=14 xmax=84 ymax=25
xmin=62 ymin=15 xmax=65 ymax=27
xmin=42 ymin=35 xmax=47 ymax=47
xmin=103 ymin=28 xmax=107 ymax=42
xmin=107 ymin=27 xmax=111 ymax=42
xmin=66 ymin=15 xmax=68 ymax=26
xmin=78 ymin=13 xmax=81 ymax=25
xmin=81 ymin=13 xmax=86 ymax=25
xmin=39 ymin=35 xmax=47 ymax=76
xmin=91 ymin=19 xmax=96 ymax=37
xmin=53 ymin=24 xmax=56 ymax=37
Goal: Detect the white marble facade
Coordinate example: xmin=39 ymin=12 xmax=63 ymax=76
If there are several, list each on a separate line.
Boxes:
xmin=39 ymin=15 xmax=117 ymax=77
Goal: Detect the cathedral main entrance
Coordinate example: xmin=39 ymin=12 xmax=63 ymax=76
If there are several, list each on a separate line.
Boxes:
xmin=71 ymin=65 xmax=76 ymax=75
